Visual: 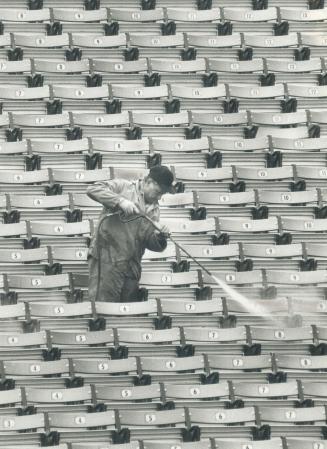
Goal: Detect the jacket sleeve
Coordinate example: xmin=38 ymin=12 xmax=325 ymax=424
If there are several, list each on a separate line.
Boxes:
xmin=86 ymin=179 xmax=129 ymax=210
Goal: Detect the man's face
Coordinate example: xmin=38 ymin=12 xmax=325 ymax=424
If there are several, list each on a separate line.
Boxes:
xmin=143 ymin=177 xmax=164 ymax=203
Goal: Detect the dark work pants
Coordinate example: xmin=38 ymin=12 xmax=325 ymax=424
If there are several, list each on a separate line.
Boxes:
xmin=88 ymin=256 xmax=139 ymax=302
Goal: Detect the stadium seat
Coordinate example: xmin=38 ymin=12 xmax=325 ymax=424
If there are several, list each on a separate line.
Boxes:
xmin=129 ymin=34 xmax=184 ymax=47
xmin=48 ymin=410 xmax=115 ymax=428
xmin=187 ymin=33 xmax=242 ymax=48
xmin=280 ymin=8 xmax=327 ymax=21
xmin=12 ymin=113 xmax=70 ymax=128
xmin=109 ymin=8 xmax=164 ymax=21
xmin=0 ymin=413 xmax=44 ymax=432
xmin=72 ymin=33 xmax=127 ymax=48
xmin=189 ymin=406 xmax=256 ymax=425
xmin=52 ymin=8 xmax=107 ymax=22
xmin=14 ymin=33 xmax=70 ymax=48
xmin=31 ymin=139 xmax=89 ymax=154
xmin=92 ymin=58 xmax=148 ymax=73
xmin=0 ymin=8 xmax=50 ymax=21
xmin=244 ymin=34 xmax=298 ymax=48
xmin=96 ymin=383 xmax=161 ymax=402
xmin=224 ymin=7 xmax=277 ymax=22
xmin=233 ymin=381 xmax=299 ymax=399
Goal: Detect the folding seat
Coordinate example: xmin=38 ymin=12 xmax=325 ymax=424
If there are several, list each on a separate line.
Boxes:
xmin=51 ymin=168 xmax=110 ymax=183
xmin=250 ymin=326 xmax=313 ymax=343
xmin=0 ymin=141 xmax=28 ymax=155
xmin=197 ymin=191 xmax=256 ymax=207
xmin=272 ymin=136 xmax=327 ymax=151
xmin=287 ymin=84 xmax=327 ymax=98
xmin=52 ymin=84 xmax=108 ymax=100
xmin=150 ymin=58 xmax=206 ymax=73
xmin=92 ymin=58 xmax=148 ymax=73
xmin=132 ymin=111 xmax=189 ymax=127
xmin=213 ymin=439 xmax=282 ymax=449
xmin=296 ymin=166 xmax=327 ymax=180
xmin=117 ymin=327 xmax=180 ymax=345
xmin=14 ymin=33 xmax=70 ymax=48
xmin=0 ymin=34 xmax=11 ymax=47
xmin=31 ymin=139 xmax=90 ymax=154
xmin=159 ymin=218 xmax=216 ymax=234
xmin=12 ymin=113 xmax=70 ymax=128
xmin=0 ymin=303 xmax=26 ymax=320
xmin=0 ymin=413 xmax=45 ymax=432
xmin=258 ymin=190 xmax=318 ymax=205
xmin=0 ymin=8 xmax=50 ymax=21
xmin=29 ymin=301 xmax=92 ymax=318
xmin=165 ymin=381 xmax=229 ymax=401
xmin=250 ymin=110 xmax=308 ymax=126
xmin=73 ymin=357 xmax=137 ymax=375
xmin=228 ymin=84 xmax=284 ymax=99
xmin=243 ymin=243 xmax=303 ymax=259
xmin=212 ymin=136 xmax=269 ymax=152
xmin=208 ymin=354 xmax=272 ymax=371
xmin=257 ymin=126 xmax=308 ymax=139
xmin=316 ymin=326 xmax=327 ymax=343
xmin=140 ymin=271 xmax=199 ymax=287
xmin=233 ymin=381 xmax=299 ymax=400
xmin=160 ymin=298 xmax=222 ymax=315
xmin=111 ymin=84 xmax=169 ymax=100
xmin=235 ymin=166 xmax=294 ymax=181
xmin=189 ymin=406 xmax=256 ymax=425
xmin=3 ymin=359 xmax=70 ymax=376
xmin=151 ymin=137 xmax=209 ymax=153
xmin=183 ymin=326 xmax=246 ymax=344
xmin=266 ymin=59 xmax=322 ymax=73
xmin=203 ymin=270 xmax=263 ymax=286
xmin=301 ymin=382 xmax=327 ymax=399
xmin=96 ymin=383 xmax=161 ymax=402
xmin=259 ymin=405 xmax=326 ymax=424
xmin=280 ymin=8 xmax=327 ymax=21
xmin=25 ymin=386 xmax=92 ymax=404
xmin=301 ymin=34 xmax=327 ymax=47
xmin=72 ymin=111 xmax=130 ymax=127
xmin=244 ymin=34 xmax=298 ymax=48
xmin=49 ymin=329 xmax=114 ymax=346
xmin=111 ymin=167 xmax=148 ymax=180
xmin=34 ymin=59 xmax=90 ymax=74
xmin=209 ymin=59 xmax=264 ymax=73
xmin=73 ymin=444 xmax=137 ymax=449
xmin=52 ymin=8 xmax=107 ymax=22
xmin=192 ymin=111 xmax=248 ymax=126
xmin=51 ymin=246 xmax=89 ymax=263
xmin=166 ymin=8 xmax=220 ymax=21
xmin=140 ymin=355 xmax=205 ymax=373
xmin=187 ymin=33 xmax=242 ymax=48
xmin=227 ymin=298 xmax=289 ymax=315
xmin=143 ymin=441 xmax=211 ymax=449
xmin=29 ymin=220 xmax=91 ymax=237
xmin=96 ymin=300 xmax=157 ymax=316
xmin=0 ymin=85 xmax=50 ymax=100
xmin=48 ymin=410 xmax=115 ymax=429
xmin=71 ymin=194 xmax=100 ymax=208
xmin=109 ymin=8 xmax=164 ymax=21
xmin=174 ymin=166 xmax=233 ymax=182
xmin=180 ymin=244 xmax=239 ymax=259
xmin=10 ymin=194 xmax=70 ymax=209
xmin=0 ymin=169 xmax=50 ymax=184
xmin=281 ymin=217 xmax=327 ymax=232
xmin=266 ymin=270 xmax=327 ymax=285
xmin=287 ymin=439 xmax=327 ymax=449
xmin=0 ymin=113 xmax=9 ymax=127
xmin=0 ymin=60 xmax=31 ymax=73
xmin=92 ymin=137 xmax=149 ymax=153
xmin=305 ymin=243 xmax=327 ymax=258
xmin=310 ymin=110 xmax=327 ymax=124
xmin=72 ymin=33 xmax=127 ymax=48
xmin=0 ymin=330 xmax=47 ymax=348
xmin=144 ymin=244 xmax=176 ymax=260
xmin=0 ymin=222 xmax=27 ymax=238
xmin=276 ymin=354 xmax=327 ymax=370
xmin=119 ymin=408 xmax=185 ymax=427
xmin=224 ymin=7 xmax=277 ymax=22
xmin=159 ymin=192 xmax=194 ymax=207
xmin=0 ymin=388 xmax=22 ymax=407
xmin=129 ymin=34 xmax=184 ymax=48
xmin=291 ymin=298 xmax=327 ymax=315
xmin=7 ymin=273 xmax=70 ymax=290
xmin=218 ymin=217 xmax=278 ymax=233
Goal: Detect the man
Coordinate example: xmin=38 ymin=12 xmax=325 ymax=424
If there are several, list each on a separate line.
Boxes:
xmin=87 ymin=166 xmax=173 ymax=302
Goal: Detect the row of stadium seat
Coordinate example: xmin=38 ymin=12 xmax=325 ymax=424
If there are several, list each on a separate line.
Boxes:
xmin=1 ymin=32 xmax=327 ymax=48
xmin=0 ymin=83 xmax=327 ymax=98
xmin=2 ymin=109 xmax=327 ymax=127
xmin=1 ymin=135 xmax=327 ymax=154
xmin=1 ymin=7 xmax=327 ymax=23
xmin=1 ymin=165 xmax=327 ymax=184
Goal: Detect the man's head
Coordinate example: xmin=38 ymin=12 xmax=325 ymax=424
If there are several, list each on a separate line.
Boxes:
xmin=143 ymin=166 xmax=174 ymax=204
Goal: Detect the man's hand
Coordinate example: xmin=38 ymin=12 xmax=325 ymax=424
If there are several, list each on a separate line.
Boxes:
xmin=119 ymin=198 xmax=139 ymax=216
xmin=156 ymin=222 xmax=170 ymax=237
